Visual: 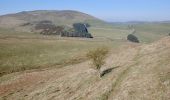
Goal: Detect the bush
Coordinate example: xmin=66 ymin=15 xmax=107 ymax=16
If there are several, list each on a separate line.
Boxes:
xmin=87 ymin=47 xmax=109 ymax=76
xmin=127 ymin=34 xmax=139 ymax=43
xmin=169 ymin=33 xmax=170 ymax=36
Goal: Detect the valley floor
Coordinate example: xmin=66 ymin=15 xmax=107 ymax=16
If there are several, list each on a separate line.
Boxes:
xmin=0 ymin=37 xmax=170 ymax=100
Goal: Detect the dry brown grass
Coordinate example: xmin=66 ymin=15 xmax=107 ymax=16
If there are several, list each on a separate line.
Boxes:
xmin=0 ymin=37 xmax=170 ymax=100
xmin=87 ymin=47 xmax=109 ymax=77
xmin=0 ymin=36 xmax=118 ymax=77
xmin=87 ymin=47 xmax=109 ymax=70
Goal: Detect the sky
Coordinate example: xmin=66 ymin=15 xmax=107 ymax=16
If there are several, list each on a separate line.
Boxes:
xmin=0 ymin=0 xmax=170 ymax=22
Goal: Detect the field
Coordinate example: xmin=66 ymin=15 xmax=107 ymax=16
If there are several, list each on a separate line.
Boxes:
xmin=0 ymin=23 xmax=170 ymax=76
xmin=0 ymin=36 xmax=169 ymax=100
xmin=117 ymin=23 xmax=170 ymax=42
xmin=91 ymin=23 xmax=170 ymax=43
xmin=0 ymin=22 xmax=170 ymax=99
xmin=0 ymin=28 xmax=124 ymax=76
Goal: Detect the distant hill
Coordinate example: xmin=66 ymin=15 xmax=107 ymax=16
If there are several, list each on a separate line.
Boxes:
xmin=0 ymin=10 xmax=111 ymax=32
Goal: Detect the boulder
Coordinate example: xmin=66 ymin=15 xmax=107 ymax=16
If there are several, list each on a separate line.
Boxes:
xmin=61 ymin=23 xmax=93 ymax=38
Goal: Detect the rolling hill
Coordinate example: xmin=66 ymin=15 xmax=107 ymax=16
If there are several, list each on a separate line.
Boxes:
xmin=0 ymin=10 xmax=170 ymax=43
xmin=0 ymin=9 xmax=170 ymax=100
xmin=0 ymin=10 xmax=111 ymax=32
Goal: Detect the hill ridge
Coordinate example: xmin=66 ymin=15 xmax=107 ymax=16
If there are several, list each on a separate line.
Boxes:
xmin=0 ymin=10 xmax=111 ymax=32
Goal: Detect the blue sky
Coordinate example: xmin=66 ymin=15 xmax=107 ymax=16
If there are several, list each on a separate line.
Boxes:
xmin=0 ymin=0 xmax=170 ymax=22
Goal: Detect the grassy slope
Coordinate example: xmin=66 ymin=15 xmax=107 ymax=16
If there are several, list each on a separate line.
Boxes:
xmin=0 ymin=37 xmax=169 ymax=100
xmin=91 ymin=23 xmax=170 ymax=43
xmin=89 ymin=27 xmax=130 ymax=40
xmin=0 ymin=22 xmax=170 ymax=75
xmin=133 ymin=23 xmax=170 ymax=43
xmin=0 ymin=28 xmax=123 ymax=76
xmin=0 ymin=10 xmax=112 ymax=31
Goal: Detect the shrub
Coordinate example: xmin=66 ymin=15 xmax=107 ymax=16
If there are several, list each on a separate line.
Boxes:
xmin=169 ymin=33 xmax=170 ymax=36
xmin=87 ymin=47 xmax=109 ymax=77
xmin=127 ymin=34 xmax=139 ymax=43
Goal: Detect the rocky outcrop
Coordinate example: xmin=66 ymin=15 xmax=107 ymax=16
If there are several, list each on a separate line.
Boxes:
xmin=36 ymin=21 xmax=93 ymax=38
xmin=61 ymin=23 xmax=93 ymax=38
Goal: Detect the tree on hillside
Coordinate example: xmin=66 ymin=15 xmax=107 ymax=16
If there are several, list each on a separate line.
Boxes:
xmin=127 ymin=34 xmax=140 ymax=43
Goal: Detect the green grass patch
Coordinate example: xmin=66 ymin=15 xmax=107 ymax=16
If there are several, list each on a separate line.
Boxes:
xmin=0 ymin=32 xmax=121 ymax=76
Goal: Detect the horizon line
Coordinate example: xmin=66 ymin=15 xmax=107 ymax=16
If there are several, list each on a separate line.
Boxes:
xmin=0 ymin=9 xmax=170 ymax=23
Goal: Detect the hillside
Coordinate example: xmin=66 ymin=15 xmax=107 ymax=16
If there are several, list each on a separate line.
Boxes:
xmin=0 ymin=10 xmax=111 ymax=32
xmin=0 ymin=10 xmax=170 ymax=43
xmin=107 ymin=22 xmax=170 ymax=43
xmin=0 ymin=37 xmax=169 ymax=100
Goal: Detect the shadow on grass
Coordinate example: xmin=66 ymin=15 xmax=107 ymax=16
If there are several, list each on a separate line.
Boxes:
xmin=100 ymin=66 xmax=120 ymax=77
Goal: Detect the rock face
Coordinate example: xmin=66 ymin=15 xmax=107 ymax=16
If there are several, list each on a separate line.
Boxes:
xmin=73 ymin=23 xmax=89 ymax=33
xmin=127 ymin=34 xmax=140 ymax=43
xmin=36 ymin=21 xmax=93 ymax=38
xmin=61 ymin=31 xmax=93 ymax=38
xmin=61 ymin=23 xmax=93 ymax=38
